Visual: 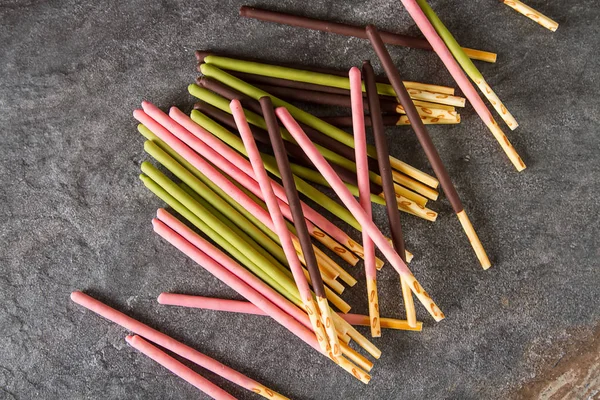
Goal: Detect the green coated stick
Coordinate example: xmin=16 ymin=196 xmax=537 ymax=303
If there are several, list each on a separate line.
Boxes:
xmin=139 ymin=173 xmax=302 ymax=306
xmin=203 ymin=55 xmax=399 ymax=98
xmin=179 ymin=182 xmax=294 ymax=280
xmin=137 ymin=124 xmax=279 ymax=244
xmin=140 ymin=163 xmax=303 ymax=304
xmin=144 ymin=140 xmax=288 ymax=266
xmin=189 ymin=109 xmax=362 ymax=231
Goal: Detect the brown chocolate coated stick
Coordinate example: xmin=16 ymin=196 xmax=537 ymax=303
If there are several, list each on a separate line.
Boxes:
xmin=239 ymin=6 xmax=497 ymax=63
xmin=366 ymin=25 xmax=491 ymax=269
xmin=363 ymin=61 xmax=416 ymax=326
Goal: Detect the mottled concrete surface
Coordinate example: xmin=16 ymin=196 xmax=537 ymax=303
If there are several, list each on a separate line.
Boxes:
xmin=1 ymin=1 xmax=599 ymax=399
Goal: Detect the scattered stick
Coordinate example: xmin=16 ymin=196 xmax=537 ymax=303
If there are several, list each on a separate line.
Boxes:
xmin=363 ymin=60 xmax=417 ymax=327
xmin=235 ymin=98 xmax=341 ymax=356
xmin=158 ymin=294 xmax=424 ymax=331
xmin=238 ymin=6 xmax=497 ymax=63
xmin=202 ymin=55 xmax=466 ymax=107
xmin=416 ymin=0 xmax=518 ymax=130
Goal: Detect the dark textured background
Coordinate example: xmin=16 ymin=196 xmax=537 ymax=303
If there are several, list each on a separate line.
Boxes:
xmin=1 ymin=0 xmax=598 ymax=399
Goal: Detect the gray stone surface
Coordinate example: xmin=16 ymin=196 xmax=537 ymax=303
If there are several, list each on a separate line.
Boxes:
xmin=1 ymin=0 xmax=598 ymax=399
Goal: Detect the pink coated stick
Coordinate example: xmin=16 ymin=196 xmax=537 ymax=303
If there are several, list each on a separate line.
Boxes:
xmin=167 ymin=106 xmax=355 ymax=247
xmin=152 ymin=218 xmax=323 ymax=355
xmin=350 ymin=67 xmax=381 ymax=337
xmin=125 ymin=335 xmax=236 ymax=400
xmin=275 ymin=107 xmax=445 ymax=322
xmin=156 ymin=208 xmax=309 ymax=328
xmin=349 ymin=68 xmax=376 ymax=283
xmin=230 ymin=99 xmax=332 ymax=355
xmin=135 ymin=109 xmax=302 ymax=248
xmin=70 ymin=291 xmax=284 ymax=399
xmin=399 ymin=0 xmax=525 ymax=171
xmin=158 ymin=293 xmax=389 ymax=327
xmin=158 ymin=293 xmax=267 ymax=316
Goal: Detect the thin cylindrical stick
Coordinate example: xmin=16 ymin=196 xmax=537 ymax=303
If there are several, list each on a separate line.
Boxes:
xmin=232 ymin=101 xmax=337 ymax=356
xmin=235 ymin=98 xmax=341 ymax=357
xmin=363 ymin=61 xmax=417 ymax=328
xmin=203 ymin=56 xmax=466 ymax=107
xmin=159 ymin=294 xmax=423 ymax=331
xmin=366 ymin=24 xmax=492 ymax=269
xmin=199 ymin=51 xmax=458 ymax=94
xmin=70 ymin=291 xmax=287 ymax=399
xmin=500 ymin=0 xmax=559 ymax=32
xmin=126 ymin=335 xmax=236 ymax=400
xmin=350 ymin=67 xmax=380 ymax=338
xmin=153 ymin=219 xmax=370 ymax=383
xmin=398 ymin=0 xmax=526 ymax=172
xmin=276 ymin=107 xmax=445 ymax=321
xmin=416 ymin=0 xmax=518 ymax=130
xmin=189 ymin=83 xmax=431 ymax=207
xmin=238 ymin=6 xmax=497 ymax=63
xmin=197 ymin=65 xmax=442 ymax=187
